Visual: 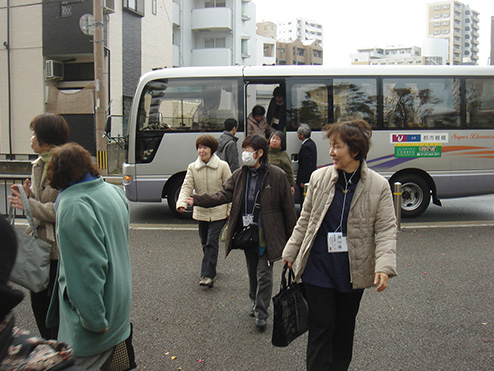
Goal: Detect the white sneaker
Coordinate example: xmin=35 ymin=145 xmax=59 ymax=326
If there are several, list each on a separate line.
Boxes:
xmin=199 ymin=277 xmax=214 ymax=287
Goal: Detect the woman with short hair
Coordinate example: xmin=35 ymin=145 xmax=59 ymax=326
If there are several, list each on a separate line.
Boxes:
xmin=177 ymin=134 xmax=232 ymax=287
xmin=283 ymin=119 xmax=397 ymax=370
xmin=268 ymin=130 xmax=295 ymax=194
xmin=9 ymin=113 xmax=69 ymax=339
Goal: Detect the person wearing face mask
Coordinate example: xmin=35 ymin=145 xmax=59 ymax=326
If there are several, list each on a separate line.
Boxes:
xmin=185 ymin=135 xmax=297 ymax=331
xmin=177 ymin=135 xmax=232 ymax=287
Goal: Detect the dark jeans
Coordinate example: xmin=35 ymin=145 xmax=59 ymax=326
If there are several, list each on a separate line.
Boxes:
xmin=198 ymin=219 xmax=226 ymax=279
xmin=304 ymin=283 xmax=364 ymax=371
xmin=30 ymin=259 xmax=58 ymax=339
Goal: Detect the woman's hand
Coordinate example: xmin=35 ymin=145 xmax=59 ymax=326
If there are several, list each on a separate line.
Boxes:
xmin=8 ymin=179 xmax=31 ymax=211
xmin=282 ymin=259 xmax=293 ymax=269
xmin=185 ymin=197 xmax=194 ymax=206
xmin=177 ymin=207 xmax=186 ymax=213
xmin=374 ymin=272 xmax=389 ymax=292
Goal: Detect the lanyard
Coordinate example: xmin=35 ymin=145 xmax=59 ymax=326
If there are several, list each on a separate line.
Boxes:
xmin=335 ymin=169 xmax=357 ymax=233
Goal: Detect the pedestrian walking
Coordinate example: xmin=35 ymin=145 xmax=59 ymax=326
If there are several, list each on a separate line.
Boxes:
xmin=282 ymin=119 xmax=397 ymax=371
xmin=185 ymin=135 xmax=297 ymax=330
xmin=8 ymin=113 xmax=69 ymax=340
xmin=46 ymin=143 xmax=134 ymax=370
xmin=296 ymin=123 xmax=317 ymax=205
xmin=268 ymin=130 xmax=295 ymax=195
xmin=216 ymin=118 xmax=240 ymax=172
xmin=177 ymin=135 xmax=232 ymax=287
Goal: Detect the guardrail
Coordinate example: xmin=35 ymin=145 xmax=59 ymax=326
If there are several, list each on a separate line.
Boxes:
xmin=1 ymin=174 xmax=29 ymax=218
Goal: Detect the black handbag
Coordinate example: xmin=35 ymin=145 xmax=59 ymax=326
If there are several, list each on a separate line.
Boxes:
xmin=231 ymin=223 xmax=259 ymax=250
xmin=272 ymin=265 xmax=309 ymax=347
xmin=231 ymin=201 xmax=260 ymax=251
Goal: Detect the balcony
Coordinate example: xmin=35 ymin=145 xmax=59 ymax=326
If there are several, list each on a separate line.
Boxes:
xmin=191 ymin=8 xmax=232 ymax=31
xmin=192 ymin=48 xmax=232 ymax=66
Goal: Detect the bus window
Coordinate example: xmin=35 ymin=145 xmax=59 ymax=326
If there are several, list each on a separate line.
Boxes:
xmin=466 ymin=78 xmax=494 ymax=128
xmin=333 ymin=78 xmax=377 ymax=128
xmin=135 ymin=78 xmax=239 ymax=163
xmin=290 ymin=83 xmax=330 ymax=131
xmin=383 ymin=78 xmax=460 ymax=129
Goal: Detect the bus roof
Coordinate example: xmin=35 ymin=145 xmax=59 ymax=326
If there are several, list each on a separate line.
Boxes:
xmin=139 ymin=65 xmax=494 ymax=83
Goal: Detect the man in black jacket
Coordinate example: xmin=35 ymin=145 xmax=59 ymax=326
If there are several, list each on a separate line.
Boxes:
xmin=296 ymin=124 xmax=317 ymax=206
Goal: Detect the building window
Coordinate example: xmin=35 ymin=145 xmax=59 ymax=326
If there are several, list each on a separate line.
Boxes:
xmin=297 ymin=48 xmax=305 ymax=57
xmin=263 ymin=44 xmax=273 ymax=57
xmin=204 ymin=38 xmax=226 ymax=48
xmin=152 ymin=0 xmax=157 ymax=14
xmin=123 ymin=0 xmax=144 ymax=16
xmin=434 ymin=5 xmax=441 ymax=10
xmin=434 ymin=22 xmax=441 ymax=27
xmin=443 ymin=12 xmax=450 ymax=18
xmin=205 ymin=0 xmax=226 ymax=7
xmin=443 ymin=21 xmax=449 ymax=26
xmin=443 ymin=4 xmax=449 ymax=9
xmin=241 ymin=39 xmax=249 ymax=56
xmin=442 ymin=29 xmax=449 ymax=34
xmin=434 ymin=13 xmax=441 ymax=18
xmin=280 ymin=48 xmax=285 ymax=53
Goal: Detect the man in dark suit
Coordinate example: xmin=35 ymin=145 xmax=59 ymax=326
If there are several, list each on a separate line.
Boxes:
xmin=296 ymin=124 xmax=317 ymax=206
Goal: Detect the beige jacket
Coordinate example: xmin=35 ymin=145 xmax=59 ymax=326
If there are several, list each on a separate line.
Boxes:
xmin=26 ymin=157 xmax=60 ymax=260
xmin=177 ymin=154 xmax=232 ymax=221
xmin=282 ymin=162 xmax=397 ymax=289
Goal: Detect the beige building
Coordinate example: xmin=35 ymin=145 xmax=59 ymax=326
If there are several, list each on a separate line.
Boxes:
xmin=427 ymin=1 xmax=479 ymax=65
xmin=256 ymin=21 xmax=277 ymax=39
xmin=276 ymin=39 xmax=323 ymax=65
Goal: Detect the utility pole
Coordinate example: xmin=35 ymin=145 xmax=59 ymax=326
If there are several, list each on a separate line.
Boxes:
xmin=93 ymin=0 xmax=108 ymax=174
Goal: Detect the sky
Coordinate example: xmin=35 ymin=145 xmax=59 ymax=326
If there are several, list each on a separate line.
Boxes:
xmin=255 ymin=0 xmax=494 ymax=66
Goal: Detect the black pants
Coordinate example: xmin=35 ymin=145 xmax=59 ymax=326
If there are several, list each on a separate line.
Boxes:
xmin=198 ymin=219 xmax=226 ymax=279
xmin=30 ymin=259 xmax=58 ymax=339
xmin=304 ymin=283 xmax=364 ymax=371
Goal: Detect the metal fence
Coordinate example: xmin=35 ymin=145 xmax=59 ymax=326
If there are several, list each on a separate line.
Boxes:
xmin=1 ymin=174 xmax=29 ymax=218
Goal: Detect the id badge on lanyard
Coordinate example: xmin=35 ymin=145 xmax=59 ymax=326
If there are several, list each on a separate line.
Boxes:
xmin=327 ymin=232 xmax=348 ymax=253
xmin=242 ymin=215 xmax=254 ymax=227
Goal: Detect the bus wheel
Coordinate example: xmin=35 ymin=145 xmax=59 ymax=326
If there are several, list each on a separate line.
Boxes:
xmin=167 ymin=179 xmax=192 ymax=219
xmin=394 ymin=174 xmax=430 ymax=218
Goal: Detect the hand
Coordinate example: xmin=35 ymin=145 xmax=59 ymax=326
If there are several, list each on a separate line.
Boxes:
xmin=177 ymin=207 xmax=185 ymax=213
xmin=282 ymin=259 xmax=293 ymax=269
xmin=185 ymin=197 xmax=194 ymax=206
xmin=374 ymin=272 xmax=389 ymax=292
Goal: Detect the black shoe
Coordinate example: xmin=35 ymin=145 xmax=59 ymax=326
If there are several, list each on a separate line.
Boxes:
xmin=255 ymin=318 xmax=267 ymax=330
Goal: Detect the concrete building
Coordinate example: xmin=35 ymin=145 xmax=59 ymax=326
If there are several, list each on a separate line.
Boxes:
xmin=172 ymin=0 xmax=257 ymax=67
xmin=0 ymin=0 xmax=172 ymax=161
xmin=426 ymin=1 xmax=480 ymax=65
xmin=351 ymin=42 xmax=448 ymax=65
xmin=257 ymin=35 xmax=277 ymax=65
xmin=277 ymin=18 xmax=323 ymax=46
xmin=256 ymin=21 xmax=277 ymax=39
xmin=276 ymin=39 xmax=323 ymax=65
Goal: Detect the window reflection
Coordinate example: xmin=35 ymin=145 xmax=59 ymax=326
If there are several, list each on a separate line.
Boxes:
xmin=333 ymin=79 xmax=377 ymax=127
xmin=466 ymin=79 xmax=494 ymax=128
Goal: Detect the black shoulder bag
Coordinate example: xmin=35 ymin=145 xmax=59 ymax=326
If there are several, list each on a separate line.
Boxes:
xmin=231 ymin=202 xmax=260 ymax=251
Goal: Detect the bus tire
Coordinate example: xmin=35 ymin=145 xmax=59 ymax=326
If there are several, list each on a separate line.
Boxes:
xmin=166 ymin=178 xmax=192 ymax=219
xmin=393 ymin=174 xmax=430 ymax=218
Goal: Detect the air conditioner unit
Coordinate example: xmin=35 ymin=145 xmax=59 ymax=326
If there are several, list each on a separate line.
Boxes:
xmin=103 ymin=0 xmax=115 ymax=14
xmin=45 ymin=60 xmax=64 ymax=80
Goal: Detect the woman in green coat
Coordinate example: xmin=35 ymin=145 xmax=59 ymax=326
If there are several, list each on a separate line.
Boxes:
xmin=268 ymin=131 xmax=295 ymax=195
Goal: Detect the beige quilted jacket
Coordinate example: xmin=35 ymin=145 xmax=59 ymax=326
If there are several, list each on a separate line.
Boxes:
xmin=282 ymin=162 xmax=397 ymax=289
xmin=177 ymin=154 xmax=232 ymax=221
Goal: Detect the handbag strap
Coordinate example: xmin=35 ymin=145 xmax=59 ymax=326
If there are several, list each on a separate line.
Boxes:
xmin=280 ymin=264 xmax=296 ymax=291
xmin=8 ymin=185 xmax=39 ymax=239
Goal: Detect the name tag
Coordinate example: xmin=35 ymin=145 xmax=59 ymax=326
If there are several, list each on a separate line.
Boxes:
xmin=327 ymin=232 xmax=348 ymax=253
xmin=243 ymin=215 xmax=254 ymax=227
xmin=273 ymin=118 xmax=280 ymax=125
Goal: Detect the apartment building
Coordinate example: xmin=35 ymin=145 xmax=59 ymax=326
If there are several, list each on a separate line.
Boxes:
xmin=277 ymin=39 xmax=323 ymax=65
xmin=172 ymin=0 xmax=257 ymax=67
xmin=256 ymin=21 xmax=277 ymax=39
xmin=0 ymin=0 xmax=172 ymax=160
xmin=277 ymin=17 xmax=323 ymax=47
xmin=427 ymin=1 xmax=480 ymax=65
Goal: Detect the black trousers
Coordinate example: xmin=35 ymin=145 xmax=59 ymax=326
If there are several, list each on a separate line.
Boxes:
xmin=304 ymin=283 xmax=364 ymax=371
xmin=198 ymin=219 xmax=226 ymax=279
xmin=30 ymin=259 xmax=58 ymax=339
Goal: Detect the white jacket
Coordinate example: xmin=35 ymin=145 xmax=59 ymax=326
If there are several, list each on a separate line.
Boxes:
xmin=177 ymin=154 xmax=232 ymax=221
xmin=282 ymin=162 xmax=397 ymax=289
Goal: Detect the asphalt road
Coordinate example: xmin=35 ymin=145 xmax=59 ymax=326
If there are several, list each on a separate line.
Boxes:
xmin=11 ymin=225 xmax=494 ymax=370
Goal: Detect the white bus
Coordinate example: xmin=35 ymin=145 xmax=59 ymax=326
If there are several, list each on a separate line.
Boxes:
xmin=120 ymin=65 xmax=494 ymax=218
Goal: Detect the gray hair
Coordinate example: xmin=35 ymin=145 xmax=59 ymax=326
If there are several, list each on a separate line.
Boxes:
xmin=297 ymin=123 xmax=311 ymax=138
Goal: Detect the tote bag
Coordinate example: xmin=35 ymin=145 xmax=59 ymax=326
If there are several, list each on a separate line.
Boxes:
xmin=272 ymin=265 xmax=309 ymax=347
xmin=8 ymin=185 xmax=52 ymax=293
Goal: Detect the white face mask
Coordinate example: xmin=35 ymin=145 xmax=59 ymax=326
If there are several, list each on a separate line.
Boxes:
xmin=242 ymin=150 xmax=257 ymax=167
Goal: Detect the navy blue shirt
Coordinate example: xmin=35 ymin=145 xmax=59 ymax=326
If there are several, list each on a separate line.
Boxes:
xmin=302 ymin=165 xmax=363 ymax=293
